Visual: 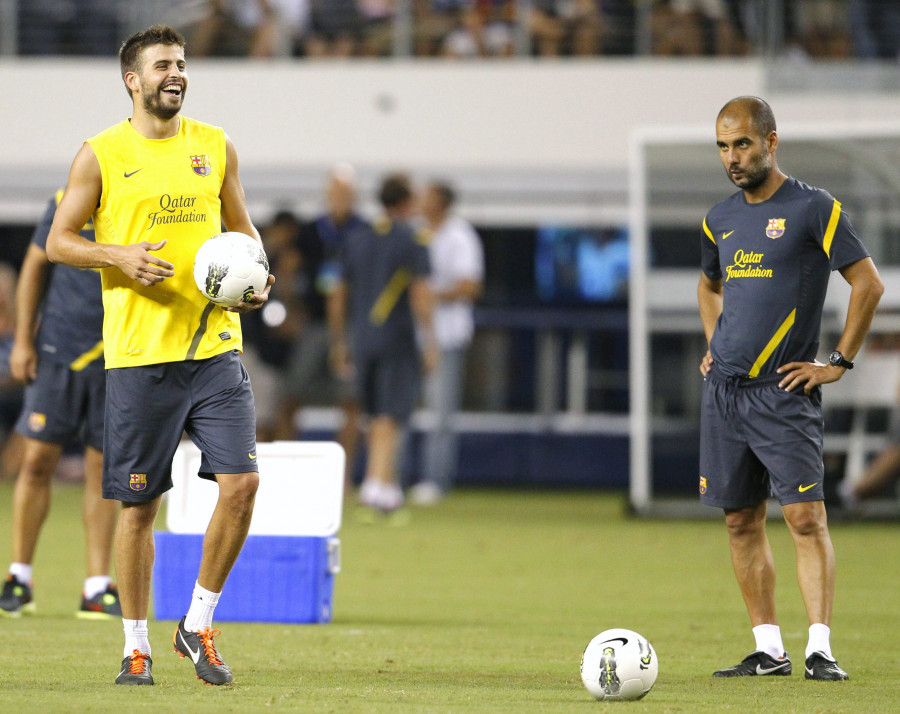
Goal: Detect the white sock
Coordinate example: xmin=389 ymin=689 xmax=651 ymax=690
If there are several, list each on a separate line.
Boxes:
xmin=83 ymin=575 xmax=111 ymax=599
xmin=359 ymin=478 xmax=380 ymax=506
xmin=183 ymin=581 xmax=220 ymax=632
xmin=806 ymin=623 xmax=833 ymax=660
xmin=122 ymin=619 xmax=151 ymax=657
xmin=752 ymin=624 xmax=786 ymax=659
xmin=9 ymin=562 xmax=32 ymax=584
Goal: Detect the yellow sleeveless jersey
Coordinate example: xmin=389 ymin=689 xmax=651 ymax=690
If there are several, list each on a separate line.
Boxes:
xmin=88 ymin=116 xmax=242 ymax=368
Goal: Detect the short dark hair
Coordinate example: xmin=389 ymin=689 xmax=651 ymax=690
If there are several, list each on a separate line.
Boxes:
xmin=378 ymin=172 xmax=413 ymax=209
xmin=429 ymin=181 xmax=456 ymax=209
xmin=271 ymin=209 xmax=299 ymax=226
xmin=119 ymin=24 xmax=185 ymax=97
xmin=718 ymin=96 xmax=776 ymax=139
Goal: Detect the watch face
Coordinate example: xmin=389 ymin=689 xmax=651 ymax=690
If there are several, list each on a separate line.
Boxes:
xmin=830 ymin=351 xmax=852 ymax=368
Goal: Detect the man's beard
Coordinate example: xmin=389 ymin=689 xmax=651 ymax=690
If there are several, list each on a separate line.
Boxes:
xmin=141 ymin=83 xmax=183 ymax=121
xmin=729 ymin=149 xmax=770 ymax=191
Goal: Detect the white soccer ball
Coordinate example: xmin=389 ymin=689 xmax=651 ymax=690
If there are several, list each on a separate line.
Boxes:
xmin=193 ymin=232 xmax=269 ymax=307
xmin=580 ymin=628 xmax=658 ymax=701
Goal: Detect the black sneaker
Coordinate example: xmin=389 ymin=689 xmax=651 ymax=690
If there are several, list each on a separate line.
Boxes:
xmin=0 ymin=574 xmax=35 ymax=617
xmin=805 ymin=652 xmax=849 ymax=681
xmin=115 ymin=650 xmax=154 ymax=685
xmin=713 ymin=650 xmax=792 ymax=677
xmin=173 ymin=616 xmax=234 ymax=685
xmin=77 ymin=584 xmax=123 ymax=620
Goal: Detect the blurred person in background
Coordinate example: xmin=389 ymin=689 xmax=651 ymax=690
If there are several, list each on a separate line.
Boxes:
xmin=415 ymin=0 xmax=469 ymax=57
xmin=358 ymin=0 xmax=395 ymax=57
xmin=328 ymin=172 xmax=437 ymax=518
xmin=530 ymin=0 xmax=606 ymax=56
xmin=848 ymin=0 xmax=900 ymax=60
xmin=305 ymin=0 xmax=363 ymax=57
xmin=0 ymin=191 xmax=119 ymax=620
xmin=441 ymin=0 xmax=515 ymax=58
xmin=272 ymin=165 xmax=368 ymax=488
xmin=0 ymin=263 xmax=24 ymax=481
xmin=838 ymin=375 xmax=900 ymax=511
xmin=240 ymin=211 xmax=306 ymax=442
xmin=408 ymin=180 xmax=483 ymax=505
xmin=652 ymin=0 xmax=744 ymax=56
xmin=190 ymin=0 xmax=310 ymax=57
xmin=17 ymin=0 xmax=120 ymax=55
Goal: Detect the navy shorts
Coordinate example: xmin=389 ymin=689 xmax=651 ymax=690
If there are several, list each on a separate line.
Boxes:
xmin=354 ymin=347 xmax=421 ymax=422
xmin=103 ymin=351 xmax=258 ymax=502
xmin=15 ymin=358 xmax=105 ymax=451
xmin=699 ymin=367 xmax=825 ymax=509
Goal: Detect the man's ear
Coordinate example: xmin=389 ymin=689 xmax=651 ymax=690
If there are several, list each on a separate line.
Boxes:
xmin=124 ymin=71 xmax=139 ymax=95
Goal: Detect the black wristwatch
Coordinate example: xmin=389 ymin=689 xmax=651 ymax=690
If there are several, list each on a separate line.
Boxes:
xmin=829 ymin=350 xmax=854 ymax=370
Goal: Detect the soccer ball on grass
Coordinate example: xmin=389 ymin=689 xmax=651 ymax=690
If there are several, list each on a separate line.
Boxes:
xmin=193 ymin=232 xmax=269 ymax=307
xmin=580 ymin=628 xmax=658 ymax=701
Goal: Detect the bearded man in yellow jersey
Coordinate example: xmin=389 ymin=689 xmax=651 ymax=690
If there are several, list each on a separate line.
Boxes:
xmin=46 ymin=25 xmax=274 ymax=687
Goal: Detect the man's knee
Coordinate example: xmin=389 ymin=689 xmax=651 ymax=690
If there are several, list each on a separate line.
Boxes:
xmin=119 ymin=498 xmax=162 ymax=530
xmin=216 ymin=472 xmax=259 ymax=503
xmin=724 ymin=503 xmax=766 ymax=538
xmin=783 ymin=501 xmax=828 ymax=537
xmin=19 ymin=442 xmax=62 ymax=483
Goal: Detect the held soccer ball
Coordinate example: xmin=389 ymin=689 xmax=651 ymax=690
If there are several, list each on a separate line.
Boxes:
xmin=580 ymin=628 xmax=658 ymax=701
xmin=193 ymin=232 xmax=269 ymax=307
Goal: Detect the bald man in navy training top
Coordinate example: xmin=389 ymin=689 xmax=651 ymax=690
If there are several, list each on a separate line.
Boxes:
xmin=697 ymin=96 xmax=883 ymax=681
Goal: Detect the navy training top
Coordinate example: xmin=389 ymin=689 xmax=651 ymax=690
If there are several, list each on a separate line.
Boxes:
xmin=339 ymin=216 xmax=431 ymax=356
xmin=700 ymin=177 xmax=869 ymax=379
xmin=31 ymin=192 xmax=105 ymax=368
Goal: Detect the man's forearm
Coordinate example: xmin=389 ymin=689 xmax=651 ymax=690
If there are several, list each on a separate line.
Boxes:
xmin=46 ymin=228 xmax=115 ymax=269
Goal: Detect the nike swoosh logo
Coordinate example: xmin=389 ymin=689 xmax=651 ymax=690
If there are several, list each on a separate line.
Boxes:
xmin=756 ymin=663 xmax=788 ymax=675
xmin=179 ymin=631 xmax=202 ymax=664
xmin=722 ymin=231 xmax=734 ymax=239
xmin=599 ymin=637 xmax=629 ymax=647
xmin=124 ymin=169 xmax=143 ymax=178
xmin=248 ymin=453 xmax=257 ymax=460
xmin=798 ymin=482 xmax=818 ymax=492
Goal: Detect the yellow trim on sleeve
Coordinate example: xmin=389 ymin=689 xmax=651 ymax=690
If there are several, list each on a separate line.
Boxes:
xmin=702 ymin=218 xmax=715 ymax=244
xmin=822 ymin=199 xmax=841 ymax=258
xmin=69 ymin=341 xmax=104 ymax=371
xmin=369 ymin=268 xmax=412 ymax=326
xmin=748 ymin=309 xmax=796 ymax=378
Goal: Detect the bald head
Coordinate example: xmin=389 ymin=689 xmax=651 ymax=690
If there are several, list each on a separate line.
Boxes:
xmin=715 ymin=96 xmax=784 ymax=197
xmin=325 ymin=162 xmax=357 ymax=222
xmin=717 ymin=96 xmax=776 ymax=140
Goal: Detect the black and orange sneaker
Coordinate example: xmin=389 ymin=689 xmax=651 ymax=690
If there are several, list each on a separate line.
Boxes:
xmin=0 ymin=574 xmax=35 ymax=617
xmin=77 ymin=584 xmax=123 ymax=620
xmin=173 ymin=616 xmax=234 ymax=685
xmin=115 ymin=650 xmax=154 ymax=685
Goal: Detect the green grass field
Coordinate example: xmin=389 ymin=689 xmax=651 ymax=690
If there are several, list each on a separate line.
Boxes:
xmin=0 ymin=481 xmax=897 ymax=712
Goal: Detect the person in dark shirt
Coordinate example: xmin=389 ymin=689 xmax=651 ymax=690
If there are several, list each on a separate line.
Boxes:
xmin=327 ymin=172 xmax=438 ymax=517
xmin=240 ymin=210 xmax=306 ymax=442
xmin=698 ymin=96 xmax=883 ymax=681
xmin=0 ymin=192 xmax=120 ymax=620
xmin=268 ymin=166 xmax=366 ymax=491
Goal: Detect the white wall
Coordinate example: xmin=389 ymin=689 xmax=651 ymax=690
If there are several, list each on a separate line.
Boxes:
xmin=2 ymin=58 xmax=900 ymax=222
xmin=3 ymin=58 xmax=767 ymax=169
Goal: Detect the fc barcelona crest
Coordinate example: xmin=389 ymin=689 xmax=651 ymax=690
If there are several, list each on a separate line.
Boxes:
xmin=129 ymin=473 xmax=148 ymax=491
xmin=699 ymin=476 xmax=707 ymax=495
xmin=28 ymin=412 xmax=46 ymax=432
xmin=191 ymin=155 xmax=211 ymax=176
xmin=766 ymin=218 xmax=786 ymax=239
